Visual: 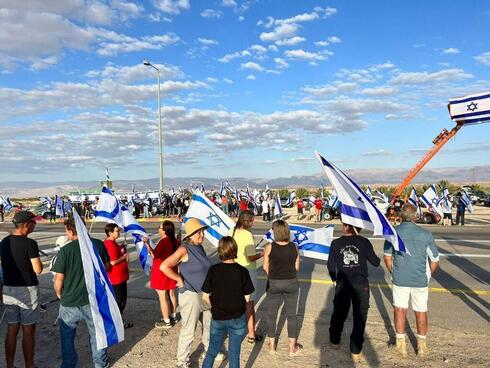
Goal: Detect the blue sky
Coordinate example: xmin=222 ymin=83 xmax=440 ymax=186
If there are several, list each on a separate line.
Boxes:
xmin=0 ymin=0 xmax=489 ymax=184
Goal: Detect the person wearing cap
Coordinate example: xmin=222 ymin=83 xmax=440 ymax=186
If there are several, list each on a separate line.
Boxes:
xmin=161 ymin=218 xmax=225 ymax=368
xmin=0 ymin=211 xmax=43 ymax=368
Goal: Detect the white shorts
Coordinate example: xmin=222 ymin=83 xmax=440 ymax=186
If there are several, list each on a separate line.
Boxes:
xmin=392 ymin=285 xmax=428 ymax=312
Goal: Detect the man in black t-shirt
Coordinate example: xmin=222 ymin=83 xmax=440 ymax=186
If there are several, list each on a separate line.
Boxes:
xmin=0 ymin=210 xmax=43 ymax=368
xmin=327 ymin=223 xmax=380 ymax=362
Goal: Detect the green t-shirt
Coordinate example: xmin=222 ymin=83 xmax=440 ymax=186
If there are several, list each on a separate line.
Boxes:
xmin=52 ymin=238 xmax=110 ymax=307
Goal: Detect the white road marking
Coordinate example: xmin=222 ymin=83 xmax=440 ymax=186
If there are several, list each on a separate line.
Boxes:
xmin=252 ymin=234 xmax=490 ymax=243
xmin=439 ymin=253 xmax=490 ymax=258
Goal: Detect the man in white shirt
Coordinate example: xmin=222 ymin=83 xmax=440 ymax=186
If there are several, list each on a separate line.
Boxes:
xmin=261 ymin=199 xmax=270 ymax=222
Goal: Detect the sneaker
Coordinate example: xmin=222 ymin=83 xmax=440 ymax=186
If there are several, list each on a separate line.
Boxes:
xmin=170 ymin=314 xmax=181 ymax=324
xmin=176 ymin=362 xmax=190 ymax=368
xmin=155 ymin=319 xmax=174 ymax=329
xmin=200 ymin=351 xmax=226 ymax=361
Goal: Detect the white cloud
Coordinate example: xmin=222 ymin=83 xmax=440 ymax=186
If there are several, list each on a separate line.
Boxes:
xmin=274 ymin=58 xmax=288 ymax=69
xmin=275 ymin=36 xmax=306 ymax=46
xmin=86 ymin=62 xmax=184 ymax=83
xmin=363 ymin=149 xmax=391 ymax=157
xmin=474 ymin=51 xmax=490 ymax=66
xmin=200 ymin=9 xmax=223 ymax=19
xmin=302 ymin=82 xmax=357 ymax=96
xmin=361 ymin=86 xmax=398 ymax=96
xmin=152 ymin=0 xmax=190 ymax=15
xmin=390 ymin=68 xmax=473 ymax=85
xmin=291 ymin=157 xmax=314 ymax=162
xmin=217 ymin=44 xmax=269 ymax=63
xmin=263 ymin=160 xmax=276 ymax=164
xmin=260 ymin=23 xmax=298 ymax=42
xmin=315 ymin=36 xmax=341 ymax=47
xmin=218 ymin=50 xmax=251 ymax=63
xmin=0 ymin=7 xmax=181 ymax=69
xmin=313 ymin=6 xmax=337 ymax=17
xmin=246 ymin=74 xmax=256 ymax=80
xmin=96 ymin=33 xmax=180 ymax=56
xmin=284 ymin=49 xmax=329 ymax=61
xmin=442 ymin=47 xmax=459 ymax=54
xmin=221 ymin=0 xmax=237 ymax=7
xmin=241 ymin=62 xmax=264 ymax=72
xmin=197 ymin=37 xmax=218 ymax=46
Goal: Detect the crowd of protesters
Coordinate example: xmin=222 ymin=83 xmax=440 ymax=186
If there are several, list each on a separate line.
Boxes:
xmin=0 ymin=182 xmax=476 ymax=367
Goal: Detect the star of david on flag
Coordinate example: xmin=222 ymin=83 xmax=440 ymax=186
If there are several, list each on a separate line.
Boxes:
xmin=448 ymin=91 xmax=490 ymax=125
xmin=263 ymin=224 xmax=334 ymax=261
xmin=184 ymin=191 xmax=235 ymax=247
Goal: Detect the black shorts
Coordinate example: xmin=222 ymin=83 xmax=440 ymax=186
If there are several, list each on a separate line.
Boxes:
xmin=443 ymin=213 xmax=452 ymax=219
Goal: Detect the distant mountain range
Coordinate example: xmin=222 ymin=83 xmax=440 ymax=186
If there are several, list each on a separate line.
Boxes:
xmin=1 ymin=165 xmax=489 ymax=198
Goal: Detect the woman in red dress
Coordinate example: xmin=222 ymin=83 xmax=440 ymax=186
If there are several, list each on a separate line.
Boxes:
xmin=148 ymin=220 xmax=180 ymax=329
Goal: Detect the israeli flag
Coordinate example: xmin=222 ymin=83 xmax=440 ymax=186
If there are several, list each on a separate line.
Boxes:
xmin=274 ymin=195 xmax=283 ymax=217
xmin=72 ymin=209 xmax=124 ymax=350
xmin=1 ymin=196 xmax=13 ymax=212
xmin=408 ymin=187 xmax=422 ymax=216
xmin=366 ymin=186 xmax=373 ymax=199
xmin=420 ymin=185 xmax=443 ymax=217
xmin=448 ymin=91 xmax=490 ymax=125
xmin=263 ymin=224 xmax=334 ymax=261
xmin=461 ymin=190 xmax=474 ymax=213
xmin=184 ymin=191 xmax=235 ymax=247
xmin=315 ymin=151 xmax=408 ymax=254
xmin=40 ymin=195 xmax=52 ymax=205
xmin=54 ymin=195 xmax=65 ymax=217
xmin=94 ymin=186 xmax=123 ymax=225
xmin=264 ymin=184 xmax=270 ymax=199
xmin=63 ymin=200 xmax=72 ymax=214
xmin=328 ymin=190 xmax=339 ymax=208
xmin=285 ymin=191 xmax=296 ymax=207
xmin=440 ymin=188 xmax=452 ymax=213
xmin=120 ymin=206 xmax=155 ymax=274
xmin=375 ymin=190 xmax=389 ymax=203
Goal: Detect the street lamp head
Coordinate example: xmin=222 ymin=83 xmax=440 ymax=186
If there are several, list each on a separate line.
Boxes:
xmin=143 ymin=60 xmax=151 ymax=66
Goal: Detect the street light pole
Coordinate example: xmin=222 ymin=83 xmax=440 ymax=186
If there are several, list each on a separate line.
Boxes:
xmin=143 ymin=60 xmax=164 ymax=193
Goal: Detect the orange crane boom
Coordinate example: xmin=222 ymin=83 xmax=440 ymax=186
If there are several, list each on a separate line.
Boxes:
xmin=392 ymin=122 xmax=464 ymax=199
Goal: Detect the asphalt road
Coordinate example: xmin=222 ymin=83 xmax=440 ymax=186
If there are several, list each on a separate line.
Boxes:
xmin=1 ymin=220 xmax=489 ymax=334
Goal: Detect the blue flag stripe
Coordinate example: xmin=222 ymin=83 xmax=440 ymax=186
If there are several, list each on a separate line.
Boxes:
xmin=450 ymin=109 xmax=490 ymax=120
xmin=341 ymin=204 xmax=371 ymax=222
xmin=449 ymin=93 xmax=490 ymax=104
xmin=298 ymin=243 xmax=330 ymax=254
xmin=191 ymin=194 xmax=231 ymax=230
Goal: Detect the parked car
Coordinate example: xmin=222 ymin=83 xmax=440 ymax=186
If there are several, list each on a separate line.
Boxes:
xmin=484 ymin=195 xmax=490 ymax=207
xmin=472 ymin=190 xmax=488 ymax=204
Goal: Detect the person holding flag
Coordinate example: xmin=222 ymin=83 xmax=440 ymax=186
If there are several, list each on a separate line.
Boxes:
xmin=383 ymin=204 xmax=439 ymax=357
xmin=52 ymin=215 xmax=117 ymax=368
xmin=327 ymin=223 xmax=380 ymax=362
xmin=229 ymin=211 xmax=264 ymax=344
xmin=103 ymin=224 xmax=132 ymax=329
